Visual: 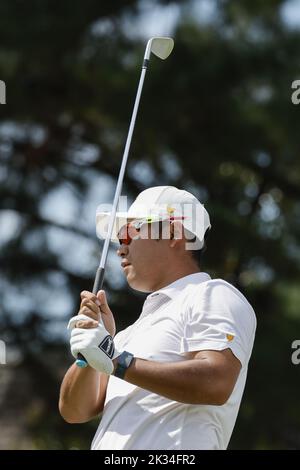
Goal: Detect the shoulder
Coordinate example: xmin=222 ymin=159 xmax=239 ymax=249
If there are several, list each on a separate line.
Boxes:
xmin=187 ymin=277 xmax=257 ymax=328
xmin=203 ymin=278 xmax=253 ymax=305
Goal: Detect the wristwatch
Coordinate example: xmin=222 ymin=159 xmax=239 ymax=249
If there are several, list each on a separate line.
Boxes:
xmin=114 ymin=351 xmax=135 ymax=379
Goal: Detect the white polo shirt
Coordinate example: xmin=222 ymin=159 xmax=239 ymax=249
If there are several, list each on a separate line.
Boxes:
xmin=91 ymin=272 xmax=256 ymax=450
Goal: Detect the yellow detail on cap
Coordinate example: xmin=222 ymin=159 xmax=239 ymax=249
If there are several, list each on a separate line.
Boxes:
xmin=167 ymin=205 xmax=175 ymax=215
xmin=226 ymin=334 xmax=235 ymax=342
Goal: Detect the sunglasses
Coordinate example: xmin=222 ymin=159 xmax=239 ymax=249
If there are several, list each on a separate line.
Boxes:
xmin=117 ymin=216 xmax=186 ymax=246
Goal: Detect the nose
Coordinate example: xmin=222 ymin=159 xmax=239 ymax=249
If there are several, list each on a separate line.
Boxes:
xmin=117 ymin=243 xmax=129 ymax=257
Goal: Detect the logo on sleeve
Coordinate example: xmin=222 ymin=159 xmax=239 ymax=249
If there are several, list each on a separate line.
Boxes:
xmin=226 ymin=334 xmax=235 ymax=342
xmin=99 ymin=335 xmax=115 ymax=359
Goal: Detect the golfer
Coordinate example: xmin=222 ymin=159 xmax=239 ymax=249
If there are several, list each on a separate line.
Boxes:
xmin=59 ymin=186 xmax=256 ymax=450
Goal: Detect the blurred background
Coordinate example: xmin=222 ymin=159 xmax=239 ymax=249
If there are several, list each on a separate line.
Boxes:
xmin=0 ymin=0 xmax=300 ymax=450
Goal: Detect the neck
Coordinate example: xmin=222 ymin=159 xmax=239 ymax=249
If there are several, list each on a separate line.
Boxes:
xmin=150 ymin=264 xmax=200 ymax=292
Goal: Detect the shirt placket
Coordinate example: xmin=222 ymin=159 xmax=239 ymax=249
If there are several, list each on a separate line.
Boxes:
xmin=120 ymin=294 xmax=170 ymax=349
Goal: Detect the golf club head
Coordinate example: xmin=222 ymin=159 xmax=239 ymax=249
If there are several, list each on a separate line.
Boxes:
xmin=144 ymin=37 xmax=174 ymax=61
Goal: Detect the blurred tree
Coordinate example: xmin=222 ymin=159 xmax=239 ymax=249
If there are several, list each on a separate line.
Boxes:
xmin=0 ymin=0 xmax=300 ymax=449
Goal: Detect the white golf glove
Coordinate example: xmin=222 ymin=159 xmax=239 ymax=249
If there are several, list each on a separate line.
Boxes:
xmin=68 ymin=314 xmax=120 ymax=375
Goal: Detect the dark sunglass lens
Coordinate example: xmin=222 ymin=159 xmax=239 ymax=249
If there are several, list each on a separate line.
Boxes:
xmin=118 ymin=224 xmax=131 ymax=246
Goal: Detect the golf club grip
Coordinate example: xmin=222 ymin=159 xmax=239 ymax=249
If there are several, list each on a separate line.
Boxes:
xmin=92 ymin=266 xmax=105 ymax=295
xmin=75 ymin=267 xmax=106 ymax=368
xmin=76 ymin=353 xmax=88 ymax=368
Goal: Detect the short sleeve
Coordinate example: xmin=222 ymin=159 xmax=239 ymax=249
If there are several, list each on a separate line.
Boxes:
xmin=180 ymin=281 xmax=256 ymax=368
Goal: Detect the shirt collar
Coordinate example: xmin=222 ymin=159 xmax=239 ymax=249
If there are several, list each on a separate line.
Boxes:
xmin=146 ymin=272 xmax=211 ymax=301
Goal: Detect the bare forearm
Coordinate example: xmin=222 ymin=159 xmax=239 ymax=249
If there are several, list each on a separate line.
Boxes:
xmin=124 ymin=357 xmax=227 ymax=405
xmin=59 ymin=363 xmax=101 ymax=423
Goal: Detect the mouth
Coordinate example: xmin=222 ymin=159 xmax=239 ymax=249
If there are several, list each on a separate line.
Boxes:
xmin=121 ymin=261 xmax=131 ymax=269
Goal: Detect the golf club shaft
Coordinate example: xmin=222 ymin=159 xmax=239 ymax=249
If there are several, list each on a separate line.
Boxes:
xmin=76 ymin=62 xmax=149 ymax=368
xmin=94 ymin=65 xmax=147 ymax=293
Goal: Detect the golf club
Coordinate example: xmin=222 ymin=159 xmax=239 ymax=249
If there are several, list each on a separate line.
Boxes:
xmin=76 ymin=37 xmax=174 ymax=368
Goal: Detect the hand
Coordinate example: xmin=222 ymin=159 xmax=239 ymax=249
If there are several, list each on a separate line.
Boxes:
xmin=69 ymin=320 xmax=118 ymax=375
xmin=75 ymin=290 xmax=116 ymax=337
xmin=95 ymin=290 xmax=116 ymax=338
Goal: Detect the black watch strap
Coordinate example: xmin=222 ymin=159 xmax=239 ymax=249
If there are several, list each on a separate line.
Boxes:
xmin=114 ymin=351 xmax=134 ymax=379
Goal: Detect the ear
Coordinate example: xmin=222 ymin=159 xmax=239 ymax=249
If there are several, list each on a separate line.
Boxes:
xmin=169 ymin=221 xmax=184 ymax=247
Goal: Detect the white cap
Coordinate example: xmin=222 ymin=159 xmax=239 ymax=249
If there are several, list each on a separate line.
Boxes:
xmin=96 ymin=186 xmax=211 ymax=248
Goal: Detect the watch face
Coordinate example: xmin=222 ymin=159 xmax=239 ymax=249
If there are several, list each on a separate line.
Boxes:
xmin=124 ymin=353 xmax=133 ymax=367
xmin=115 ymin=352 xmax=133 ymax=379
xmin=119 ymin=351 xmax=133 ymax=368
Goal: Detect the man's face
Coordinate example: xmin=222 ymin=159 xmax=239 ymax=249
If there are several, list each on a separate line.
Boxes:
xmin=116 ymin=221 xmax=175 ymax=292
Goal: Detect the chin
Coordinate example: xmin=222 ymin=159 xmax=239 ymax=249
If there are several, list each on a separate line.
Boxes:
xmin=127 ymin=274 xmax=152 ymax=293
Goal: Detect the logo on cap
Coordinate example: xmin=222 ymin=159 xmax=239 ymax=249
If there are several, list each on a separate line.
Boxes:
xmin=167 ymin=205 xmax=175 ymax=215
